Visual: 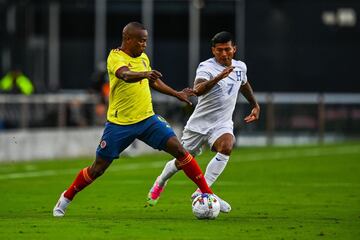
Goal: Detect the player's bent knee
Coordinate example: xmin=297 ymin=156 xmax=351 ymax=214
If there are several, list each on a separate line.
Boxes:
xmin=219 ymin=149 xmax=232 ymax=156
xmin=88 ymin=156 xmax=111 ymax=179
xmin=173 ymin=146 xmax=188 ymax=159
xmin=217 ymin=143 xmax=233 ymax=156
xmin=165 ymin=136 xmax=188 ymax=158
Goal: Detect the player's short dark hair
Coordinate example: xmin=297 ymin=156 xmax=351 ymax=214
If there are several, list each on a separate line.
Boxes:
xmin=122 ymin=22 xmax=146 ymax=39
xmin=211 ymin=31 xmax=235 ymax=47
xmin=127 ymin=21 xmax=146 ymax=30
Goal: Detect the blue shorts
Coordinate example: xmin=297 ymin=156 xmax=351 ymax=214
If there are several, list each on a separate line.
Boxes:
xmin=96 ymin=114 xmax=176 ymax=161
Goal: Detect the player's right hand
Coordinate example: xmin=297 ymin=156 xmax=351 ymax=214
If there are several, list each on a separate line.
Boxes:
xmin=244 ymin=105 xmax=260 ymax=123
xmin=176 ymin=88 xmax=196 ymax=106
xmin=146 ymin=70 xmax=163 ymax=82
xmin=216 ymin=66 xmax=235 ymax=80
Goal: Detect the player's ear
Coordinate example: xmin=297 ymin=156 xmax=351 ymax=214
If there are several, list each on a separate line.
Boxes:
xmin=211 ymin=47 xmax=216 ymax=55
xmin=123 ymin=33 xmax=132 ymax=43
xmin=233 ymin=45 xmax=237 ymax=54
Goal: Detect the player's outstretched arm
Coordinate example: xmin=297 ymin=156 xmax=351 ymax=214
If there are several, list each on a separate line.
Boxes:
xmin=240 ymin=81 xmax=260 ymax=123
xmin=115 ymin=66 xmax=162 ymax=83
xmin=193 ymin=66 xmax=234 ymax=96
xmin=149 ymin=79 xmax=195 ymax=105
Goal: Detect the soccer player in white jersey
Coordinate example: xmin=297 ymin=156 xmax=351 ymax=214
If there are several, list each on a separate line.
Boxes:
xmin=147 ymin=31 xmax=260 ymax=213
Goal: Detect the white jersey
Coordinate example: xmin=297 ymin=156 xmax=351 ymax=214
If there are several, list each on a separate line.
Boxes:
xmin=185 ymin=58 xmax=248 ymax=134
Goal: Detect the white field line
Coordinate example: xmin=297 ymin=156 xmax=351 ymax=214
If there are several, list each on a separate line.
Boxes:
xmin=0 ymin=145 xmax=359 ymax=181
xmin=169 ymin=180 xmax=360 ymax=188
xmin=236 ymin=145 xmax=360 ymax=162
xmin=0 ymin=162 xmax=167 ymax=180
xmin=72 ymin=179 xmax=360 ymax=188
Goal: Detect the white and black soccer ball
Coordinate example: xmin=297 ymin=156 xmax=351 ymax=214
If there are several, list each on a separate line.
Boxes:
xmin=191 ymin=193 xmax=220 ymax=220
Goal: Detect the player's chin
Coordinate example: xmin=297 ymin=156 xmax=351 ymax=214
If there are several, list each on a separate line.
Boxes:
xmin=134 ymin=50 xmax=144 ymax=57
xmin=219 ymin=59 xmax=231 ymax=66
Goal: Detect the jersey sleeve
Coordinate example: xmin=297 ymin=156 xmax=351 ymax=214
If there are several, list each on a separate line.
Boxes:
xmin=195 ymin=63 xmax=213 ymax=81
xmin=241 ymin=62 xmax=248 ymax=85
xmin=143 ymin=53 xmax=152 ymax=71
xmin=107 ymin=50 xmax=127 ymax=75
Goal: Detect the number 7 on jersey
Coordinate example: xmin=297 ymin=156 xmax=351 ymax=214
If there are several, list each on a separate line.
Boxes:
xmin=227 ymin=83 xmax=234 ymax=95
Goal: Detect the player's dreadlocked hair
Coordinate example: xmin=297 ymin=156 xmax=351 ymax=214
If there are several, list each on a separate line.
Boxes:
xmin=211 ymin=31 xmax=235 ymax=47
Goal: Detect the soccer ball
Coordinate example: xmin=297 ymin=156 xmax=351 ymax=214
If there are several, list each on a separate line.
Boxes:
xmin=191 ymin=193 xmax=220 ymax=220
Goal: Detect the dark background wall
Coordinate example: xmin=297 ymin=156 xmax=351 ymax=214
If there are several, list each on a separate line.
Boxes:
xmin=0 ymin=0 xmax=359 ymax=92
xmin=246 ymin=0 xmax=360 ymax=93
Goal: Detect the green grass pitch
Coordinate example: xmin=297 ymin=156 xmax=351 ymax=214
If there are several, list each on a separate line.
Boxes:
xmin=0 ymin=142 xmax=359 ymax=239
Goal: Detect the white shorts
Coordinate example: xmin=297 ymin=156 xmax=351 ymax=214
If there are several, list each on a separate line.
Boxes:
xmin=181 ymin=126 xmax=234 ymax=156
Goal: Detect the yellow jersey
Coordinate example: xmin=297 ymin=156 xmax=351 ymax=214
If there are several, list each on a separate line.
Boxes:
xmin=106 ymin=49 xmax=154 ymax=125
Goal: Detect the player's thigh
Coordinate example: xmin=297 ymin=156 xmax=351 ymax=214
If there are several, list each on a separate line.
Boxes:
xmin=137 ymin=115 xmax=176 ymax=151
xmin=208 ymin=126 xmax=235 ymax=153
xmin=181 ymin=128 xmax=207 ymax=156
xmin=96 ymin=122 xmax=137 ymax=161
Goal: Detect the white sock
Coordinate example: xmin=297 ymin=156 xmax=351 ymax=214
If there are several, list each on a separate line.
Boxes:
xmin=158 ymin=159 xmax=179 ymax=187
xmin=204 ymin=152 xmax=230 ymax=187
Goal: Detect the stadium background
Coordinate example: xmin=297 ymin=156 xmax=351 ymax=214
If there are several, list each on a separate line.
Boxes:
xmin=0 ymin=1 xmax=359 ymax=239
xmin=0 ymin=0 xmax=359 ymax=161
xmin=1 ymin=0 xmax=360 ymax=92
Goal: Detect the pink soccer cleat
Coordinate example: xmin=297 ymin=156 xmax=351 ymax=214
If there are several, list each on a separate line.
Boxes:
xmin=146 ymin=177 xmax=166 ymax=206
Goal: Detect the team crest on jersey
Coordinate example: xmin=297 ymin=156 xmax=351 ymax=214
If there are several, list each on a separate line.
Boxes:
xmin=100 ymin=140 xmax=107 ymax=149
xmin=235 ymin=70 xmax=242 ymax=81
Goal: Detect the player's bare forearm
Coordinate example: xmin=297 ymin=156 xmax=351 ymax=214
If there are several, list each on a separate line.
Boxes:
xmin=193 ymin=79 xmax=218 ymax=96
xmin=241 ymin=81 xmax=260 ymax=123
xmin=194 ymin=66 xmax=234 ymax=96
xmin=115 ymin=66 xmax=162 ymax=83
xmin=150 ymin=79 xmax=178 ymax=97
xmin=117 ymin=70 xmax=147 ymax=83
xmin=240 ymin=81 xmax=259 ymax=108
xmin=150 ymin=79 xmax=194 ymax=105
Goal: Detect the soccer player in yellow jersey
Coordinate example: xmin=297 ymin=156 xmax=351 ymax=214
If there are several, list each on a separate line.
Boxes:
xmin=53 ymin=22 xmax=220 ymax=217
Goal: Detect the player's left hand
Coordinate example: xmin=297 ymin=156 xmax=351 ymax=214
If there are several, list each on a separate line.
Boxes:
xmin=244 ymin=105 xmax=260 ymax=123
xmin=176 ymin=88 xmax=196 ymax=105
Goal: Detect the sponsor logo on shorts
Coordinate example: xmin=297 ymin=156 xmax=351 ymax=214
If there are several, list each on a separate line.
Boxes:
xmin=157 ymin=115 xmax=171 ymax=128
xmin=157 ymin=116 xmax=167 ymax=123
